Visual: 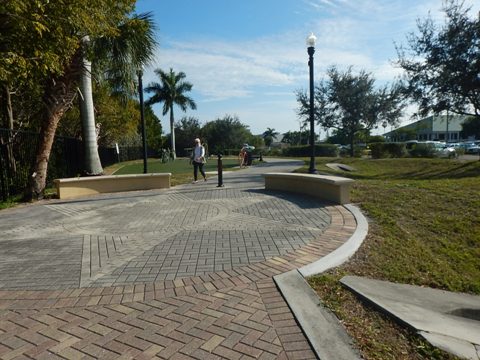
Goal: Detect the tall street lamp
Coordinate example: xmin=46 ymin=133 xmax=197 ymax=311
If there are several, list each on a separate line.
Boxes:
xmin=137 ymin=69 xmax=148 ymax=174
xmin=307 ymin=33 xmax=317 ymax=174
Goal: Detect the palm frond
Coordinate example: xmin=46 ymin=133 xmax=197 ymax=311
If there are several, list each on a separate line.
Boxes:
xmin=92 ymin=11 xmax=157 ymax=101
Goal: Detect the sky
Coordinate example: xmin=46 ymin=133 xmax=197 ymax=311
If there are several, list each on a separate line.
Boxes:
xmin=134 ymin=0 xmax=479 ymax=138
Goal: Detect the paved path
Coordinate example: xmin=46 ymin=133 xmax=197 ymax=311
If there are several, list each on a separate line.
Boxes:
xmin=0 ymin=159 xmax=357 ymax=359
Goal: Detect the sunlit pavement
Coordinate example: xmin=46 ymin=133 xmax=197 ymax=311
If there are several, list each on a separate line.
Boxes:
xmin=0 ymin=159 xmax=356 ymax=359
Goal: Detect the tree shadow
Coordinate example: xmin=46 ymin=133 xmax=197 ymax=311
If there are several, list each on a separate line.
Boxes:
xmin=245 ymin=188 xmax=332 ymax=210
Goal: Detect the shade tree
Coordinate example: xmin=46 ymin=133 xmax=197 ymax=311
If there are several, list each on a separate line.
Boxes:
xmin=201 ymin=115 xmax=253 ymax=154
xmin=0 ymin=0 xmax=158 ymax=199
xmin=296 ymin=66 xmax=405 ymax=156
xmin=396 ymin=0 xmax=480 ymax=119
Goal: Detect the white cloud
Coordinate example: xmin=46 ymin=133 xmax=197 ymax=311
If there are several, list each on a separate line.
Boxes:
xmin=144 ymin=0 xmax=480 ymax=134
xmin=145 ymin=33 xmax=307 ymax=102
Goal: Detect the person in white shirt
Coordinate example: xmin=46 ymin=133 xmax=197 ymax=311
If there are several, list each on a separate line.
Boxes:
xmin=192 ymin=138 xmax=207 ymax=183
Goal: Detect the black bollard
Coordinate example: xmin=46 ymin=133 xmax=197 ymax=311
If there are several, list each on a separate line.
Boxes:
xmin=217 ymin=154 xmax=224 ymax=187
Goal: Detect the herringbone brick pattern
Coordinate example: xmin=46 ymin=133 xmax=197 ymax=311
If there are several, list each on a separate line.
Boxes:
xmin=0 ymin=204 xmax=355 ymax=359
xmin=0 ymin=205 xmax=354 ymax=310
xmin=0 ymin=282 xmax=314 ymax=359
xmin=0 ymin=158 xmax=359 ymax=359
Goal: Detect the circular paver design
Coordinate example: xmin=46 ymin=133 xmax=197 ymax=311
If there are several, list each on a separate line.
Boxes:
xmin=0 ymin=184 xmax=331 ymax=290
xmin=0 ymin=160 xmax=357 ymax=360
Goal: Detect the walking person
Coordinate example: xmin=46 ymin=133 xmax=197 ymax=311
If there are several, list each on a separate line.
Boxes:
xmin=238 ymin=145 xmax=247 ymax=168
xmin=192 ymin=138 xmax=207 ymax=183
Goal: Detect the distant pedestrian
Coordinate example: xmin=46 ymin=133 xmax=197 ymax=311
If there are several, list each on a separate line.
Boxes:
xmin=239 ymin=145 xmax=247 ymax=168
xmin=192 ymin=138 xmax=207 ymax=183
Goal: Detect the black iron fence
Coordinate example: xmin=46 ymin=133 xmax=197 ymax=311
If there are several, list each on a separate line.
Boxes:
xmin=0 ymin=128 xmax=143 ymax=201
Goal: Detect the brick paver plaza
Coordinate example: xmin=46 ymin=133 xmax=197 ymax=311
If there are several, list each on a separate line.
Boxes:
xmin=0 ymin=159 xmax=357 ymax=359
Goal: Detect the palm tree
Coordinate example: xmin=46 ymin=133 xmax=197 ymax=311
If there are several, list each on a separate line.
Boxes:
xmin=28 ymin=12 xmax=156 ymax=199
xmin=145 ymin=68 xmax=196 ymax=158
xmin=81 ymin=12 xmax=156 ymax=175
xmin=79 ymin=36 xmax=103 ymax=175
xmin=262 ymin=127 xmax=279 ymax=148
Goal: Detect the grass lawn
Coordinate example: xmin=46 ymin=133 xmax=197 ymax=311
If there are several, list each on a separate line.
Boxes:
xmin=109 ymin=157 xmax=242 ymax=186
xmin=299 ymin=157 xmax=480 ymax=360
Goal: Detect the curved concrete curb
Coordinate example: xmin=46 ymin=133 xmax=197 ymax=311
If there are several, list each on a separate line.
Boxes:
xmin=274 ymin=203 xmax=369 ymax=360
xmin=299 ymin=203 xmax=368 ymax=277
xmin=274 ymin=270 xmax=362 ymax=360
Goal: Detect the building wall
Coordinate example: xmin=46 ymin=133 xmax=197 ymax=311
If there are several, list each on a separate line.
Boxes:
xmin=386 ymin=115 xmax=469 ymax=142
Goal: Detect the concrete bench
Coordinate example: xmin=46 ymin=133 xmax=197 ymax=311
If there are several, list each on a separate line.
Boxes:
xmin=54 ymin=173 xmax=171 ymax=200
xmin=264 ymin=173 xmax=354 ymax=204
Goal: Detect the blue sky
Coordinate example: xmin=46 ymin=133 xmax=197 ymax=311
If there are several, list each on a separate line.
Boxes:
xmin=135 ymin=0 xmax=479 ymax=137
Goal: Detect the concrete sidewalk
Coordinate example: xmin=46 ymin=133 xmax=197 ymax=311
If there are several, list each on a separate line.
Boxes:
xmin=0 ymin=159 xmax=359 ymax=359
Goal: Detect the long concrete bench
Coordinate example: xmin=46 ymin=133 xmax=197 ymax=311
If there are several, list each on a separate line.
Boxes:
xmin=54 ymin=173 xmax=171 ymax=200
xmin=264 ymin=172 xmax=354 ymax=204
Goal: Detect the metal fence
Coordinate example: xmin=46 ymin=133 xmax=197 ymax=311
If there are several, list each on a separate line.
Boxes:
xmin=0 ymin=129 xmax=143 ymax=201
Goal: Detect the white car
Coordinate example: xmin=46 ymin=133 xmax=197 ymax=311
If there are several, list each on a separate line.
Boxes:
xmin=431 ymin=142 xmax=457 ymax=158
xmin=466 ymin=145 xmax=480 ymax=154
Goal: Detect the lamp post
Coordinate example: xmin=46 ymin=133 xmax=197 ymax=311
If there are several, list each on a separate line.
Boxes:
xmin=446 ymin=109 xmax=449 ymax=144
xmin=307 ymin=33 xmax=317 ymax=174
xmin=137 ymin=69 xmax=148 ymax=174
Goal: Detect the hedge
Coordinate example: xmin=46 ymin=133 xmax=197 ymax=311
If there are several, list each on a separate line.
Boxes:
xmin=369 ymin=142 xmax=406 ymax=158
xmin=281 ymin=144 xmax=338 ymax=157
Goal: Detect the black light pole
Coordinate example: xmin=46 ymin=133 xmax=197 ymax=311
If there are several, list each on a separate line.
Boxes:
xmin=307 ymin=33 xmax=317 ymax=174
xmin=137 ymin=69 xmax=148 ymax=174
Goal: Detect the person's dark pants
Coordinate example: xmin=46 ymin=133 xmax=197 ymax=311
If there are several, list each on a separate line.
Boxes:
xmin=193 ymin=161 xmax=206 ymax=180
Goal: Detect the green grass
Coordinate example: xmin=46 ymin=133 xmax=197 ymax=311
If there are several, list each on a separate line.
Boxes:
xmin=307 ymin=157 xmax=480 ymax=293
xmin=113 ymin=157 xmax=240 ymax=175
xmin=302 ymin=157 xmax=480 ymax=359
xmin=0 ymin=194 xmax=23 ymax=210
xmin=108 ymin=157 xmax=246 ymax=187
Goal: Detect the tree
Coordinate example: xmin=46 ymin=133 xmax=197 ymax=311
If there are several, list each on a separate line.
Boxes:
xmin=281 ymin=130 xmax=310 ymax=145
xmin=390 ymin=128 xmax=418 ymax=142
xmin=461 ymin=116 xmax=480 ymax=139
xmin=262 ymin=128 xmax=279 ymax=147
xmin=396 ymin=0 xmax=480 ymax=119
xmin=79 ymin=36 xmax=103 ymax=175
xmin=174 ymin=116 xmax=201 ymax=156
xmin=201 ymin=115 xmax=252 ymax=154
xmin=80 ymin=12 xmax=156 ymax=175
xmin=143 ymin=105 xmax=163 ymax=154
xmin=296 ymin=66 xmax=405 ymax=156
xmin=58 ymin=82 xmax=145 ymax=147
xmin=145 ymin=68 xmax=196 ymax=158
xmin=0 ymin=0 xmax=150 ymax=199
xmin=245 ymin=134 xmax=265 ymax=149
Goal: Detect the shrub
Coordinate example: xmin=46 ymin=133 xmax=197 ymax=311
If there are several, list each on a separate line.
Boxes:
xmin=282 ymin=144 xmax=338 ymax=157
xmin=369 ymin=142 xmax=388 ymax=158
xmin=353 ymin=146 xmax=364 ymax=158
xmin=264 ymin=148 xmax=282 ymax=156
xmin=409 ymin=143 xmax=436 ymax=158
xmin=384 ymin=143 xmax=406 ymax=158
xmin=369 ymin=143 xmax=406 ymax=158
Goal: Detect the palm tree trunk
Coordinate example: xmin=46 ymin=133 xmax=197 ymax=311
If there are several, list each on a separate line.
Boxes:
xmin=170 ymin=107 xmax=176 ymax=159
xmin=79 ymin=36 xmax=103 ymax=175
xmin=27 ymin=49 xmax=82 ymax=200
xmin=349 ymin=134 xmax=355 ymax=157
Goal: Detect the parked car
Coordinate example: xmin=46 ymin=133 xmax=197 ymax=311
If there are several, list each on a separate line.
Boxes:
xmin=408 ymin=141 xmax=457 ymax=158
xmin=431 ymin=142 xmax=457 ymax=158
xmin=465 ymin=145 xmax=480 ymax=154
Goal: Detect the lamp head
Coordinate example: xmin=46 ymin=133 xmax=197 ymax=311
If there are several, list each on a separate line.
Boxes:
xmin=306 ymin=32 xmax=317 ymax=48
